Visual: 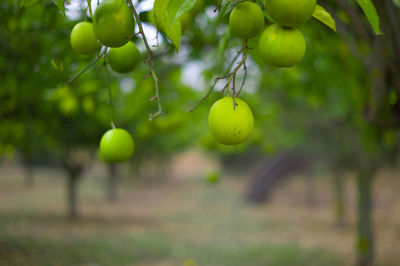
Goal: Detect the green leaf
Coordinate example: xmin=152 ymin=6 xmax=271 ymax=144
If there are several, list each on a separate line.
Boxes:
xmin=166 ymin=19 xmax=182 ymax=51
xmin=355 ymin=0 xmax=381 ymax=35
xmin=20 ymin=0 xmax=39 ymax=7
xmin=222 ymin=1 xmax=236 ymax=17
xmin=169 ymin=0 xmax=197 ymax=22
xmin=312 ymin=5 xmax=337 ymax=32
xmin=52 ymin=0 xmax=65 ymax=16
xmin=154 ymin=0 xmax=197 ymax=51
xmin=87 ymin=0 xmax=93 ymax=18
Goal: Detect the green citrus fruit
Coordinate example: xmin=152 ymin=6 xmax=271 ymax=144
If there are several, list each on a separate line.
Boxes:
xmin=229 ymin=2 xmax=264 ymax=39
xmin=70 ymin=22 xmax=100 ymax=55
xmin=258 ymin=24 xmax=306 ymax=68
xmin=108 ymin=42 xmax=141 ymax=73
xmin=100 ymin=128 xmax=135 ymax=163
xmin=208 ymin=97 xmax=254 ymax=145
xmin=93 ymin=0 xmax=135 ymax=48
xmin=265 ymin=0 xmax=316 ymax=27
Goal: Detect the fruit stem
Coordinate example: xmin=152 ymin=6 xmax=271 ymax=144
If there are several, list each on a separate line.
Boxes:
xmin=214 ymin=0 xmax=222 ymax=13
xmin=127 ymin=0 xmax=163 ymax=121
xmin=237 ymin=40 xmax=248 ymax=97
xmin=187 ymin=48 xmax=244 ymax=112
xmin=223 ymin=39 xmax=248 ymax=99
xmin=102 ymin=49 xmax=116 ymax=128
xmin=64 ymin=49 xmax=106 ymax=86
xmin=186 ymin=74 xmax=230 ymax=112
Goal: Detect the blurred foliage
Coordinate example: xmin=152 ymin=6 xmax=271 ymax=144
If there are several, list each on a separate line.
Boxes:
xmin=0 ymin=0 xmax=399 ymax=174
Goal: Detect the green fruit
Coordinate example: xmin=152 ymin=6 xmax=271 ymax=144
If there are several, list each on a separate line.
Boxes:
xmin=108 ymin=42 xmax=141 ymax=73
xmin=70 ymin=22 xmax=100 ymax=55
xmin=258 ymin=24 xmax=306 ymax=68
xmin=93 ymin=0 xmax=135 ymax=47
xmin=206 ymin=171 xmax=221 ymax=184
xmin=208 ymin=97 xmax=254 ymax=145
xmin=59 ymin=95 xmax=79 ymax=116
xmin=100 ymin=128 xmax=135 ymax=163
xmin=265 ymin=0 xmax=316 ymax=27
xmin=229 ymin=2 xmax=264 ymax=39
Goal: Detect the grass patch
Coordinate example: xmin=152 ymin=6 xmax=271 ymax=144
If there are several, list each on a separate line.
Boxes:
xmin=0 ymin=231 xmax=341 ymax=266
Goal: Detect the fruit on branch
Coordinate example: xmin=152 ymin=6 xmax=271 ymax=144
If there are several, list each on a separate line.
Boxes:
xmin=258 ymin=24 xmax=306 ymax=68
xmin=265 ymin=0 xmax=316 ymax=27
xmin=229 ymin=2 xmax=265 ymax=39
xmin=93 ymin=0 xmax=135 ymax=48
xmin=107 ymin=42 xmax=141 ymax=73
xmin=70 ymin=22 xmax=100 ymax=55
xmin=208 ymin=97 xmax=254 ymax=145
xmin=100 ymin=128 xmax=135 ymax=163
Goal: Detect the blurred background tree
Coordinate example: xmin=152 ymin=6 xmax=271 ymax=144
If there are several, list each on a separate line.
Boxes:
xmin=0 ymin=0 xmax=399 ymax=266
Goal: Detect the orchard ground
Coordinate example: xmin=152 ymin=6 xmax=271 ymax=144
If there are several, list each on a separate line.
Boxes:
xmin=0 ymin=151 xmax=399 ymax=266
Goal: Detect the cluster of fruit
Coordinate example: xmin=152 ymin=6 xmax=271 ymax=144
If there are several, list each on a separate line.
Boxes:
xmin=260 ymin=0 xmax=316 ymax=67
xmin=68 ymin=0 xmax=318 ymax=161
xmin=70 ymin=0 xmax=141 ymax=163
xmin=229 ymin=0 xmax=316 ymax=68
xmin=208 ymin=0 xmax=316 ymax=146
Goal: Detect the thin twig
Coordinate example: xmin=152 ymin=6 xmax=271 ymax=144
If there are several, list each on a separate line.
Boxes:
xmin=127 ymin=0 xmax=163 ymax=120
xmin=186 ymin=74 xmax=230 ymax=112
xmin=221 ymin=39 xmax=248 ymax=99
xmin=232 ymin=72 xmax=237 ymax=107
xmin=64 ymin=49 xmax=106 ymax=86
xmin=237 ymin=59 xmax=247 ymax=96
xmin=187 ymin=48 xmax=244 ymax=112
xmin=102 ymin=50 xmax=116 ymax=129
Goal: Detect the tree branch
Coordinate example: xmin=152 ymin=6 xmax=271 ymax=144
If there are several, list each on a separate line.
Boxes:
xmin=186 ymin=74 xmax=230 ymax=112
xmin=187 ymin=43 xmax=246 ymax=112
xmin=64 ymin=49 xmax=106 ymax=86
xmin=127 ymin=0 xmax=163 ymax=121
xmin=102 ymin=50 xmax=116 ymax=129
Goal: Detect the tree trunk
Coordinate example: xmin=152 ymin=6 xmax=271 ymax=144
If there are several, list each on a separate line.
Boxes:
xmin=107 ymin=164 xmax=118 ymax=202
xmin=62 ymin=149 xmax=87 ymax=220
xmin=67 ymin=172 xmax=80 ymax=220
xmin=333 ymin=171 xmax=345 ymax=227
xmin=356 ymin=168 xmax=374 ymax=266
